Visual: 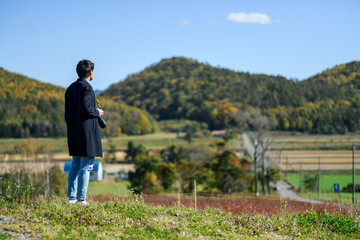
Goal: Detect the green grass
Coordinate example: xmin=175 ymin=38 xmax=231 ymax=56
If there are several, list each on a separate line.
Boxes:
xmin=287 ymin=173 xmax=360 ymax=192
xmin=298 ymin=192 xmax=360 ymax=204
xmin=0 ymin=197 xmax=359 ymax=239
xmin=104 ymin=133 xmax=242 ymax=151
xmin=286 ymin=170 xmax=360 ymax=204
xmin=88 ymin=180 xmax=130 ymax=196
xmin=288 ymin=170 xmax=360 ymax=191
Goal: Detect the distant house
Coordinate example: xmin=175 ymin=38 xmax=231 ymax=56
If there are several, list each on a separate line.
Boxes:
xmin=64 ymin=161 xmax=103 ymax=181
xmin=212 ymin=130 xmax=227 ymax=138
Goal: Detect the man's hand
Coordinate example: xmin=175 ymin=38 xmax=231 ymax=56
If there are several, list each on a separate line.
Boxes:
xmin=97 ymin=108 xmax=104 ymax=117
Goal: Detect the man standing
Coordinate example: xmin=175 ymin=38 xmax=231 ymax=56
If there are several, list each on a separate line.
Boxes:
xmin=65 ymin=59 xmax=104 ymax=204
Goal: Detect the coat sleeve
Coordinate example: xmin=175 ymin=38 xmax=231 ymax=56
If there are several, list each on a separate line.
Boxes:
xmin=81 ymin=85 xmax=100 ymax=118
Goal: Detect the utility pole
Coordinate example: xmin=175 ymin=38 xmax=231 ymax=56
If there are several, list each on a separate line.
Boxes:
xmin=352 ymin=144 xmax=355 ymax=205
xmin=278 ymin=150 xmax=281 ymax=170
xmin=194 ymin=180 xmax=197 ymax=210
xmin=254 ymin=149 xmax=259 ymax=197
xmin=286 ymin=157 xmax=288 ymax=180
xmin=254 ymin=143 xmax=259 ymax=197
xmin=299 ymin=158 xmax=303 ymax=192
xmin=261 ymin=145 xmax=266 ymax=195
xmin=318 ymin=156 xmax=321 ymax=200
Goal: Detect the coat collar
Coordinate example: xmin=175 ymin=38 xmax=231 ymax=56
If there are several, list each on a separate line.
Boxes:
xmin=77 ymin=78 xmax=91 ymax=86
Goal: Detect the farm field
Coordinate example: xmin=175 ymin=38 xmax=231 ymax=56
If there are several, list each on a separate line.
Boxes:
xmin=270 ymin=132 xmax=360 ymax=150
xmin=262 ymin=133 xmax=360 ymax=171
xmin=269 ymin=150 xmax=360 ymax=170
xmin=286 ymin=170 xmax=360 ymax=204
xmin=0 ymin=132 xmax=244 ymax=156
xmin=287 ymin=170 xmax=360 ymax=191
xmin=298 ymin=192 xmax=360 ymax=205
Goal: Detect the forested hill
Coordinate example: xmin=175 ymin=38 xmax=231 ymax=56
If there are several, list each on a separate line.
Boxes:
xmin=104 ymin=57 xmax=301 ymax=111
xmin=299 ymin=61 xmax=360 ymax=102
xmin=104 ymin=58 xmax=360 ymax=110
xmin=0 ymin=68 xmax=157 ymax=138
xmin=103 ymin=57 xmax=360 ymax=133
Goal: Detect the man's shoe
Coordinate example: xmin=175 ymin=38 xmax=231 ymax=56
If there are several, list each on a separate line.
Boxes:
xmin=69 ymin=198 xmax=77 ymax=204
xmin=79 ymin=200 xmax=89 ymax=205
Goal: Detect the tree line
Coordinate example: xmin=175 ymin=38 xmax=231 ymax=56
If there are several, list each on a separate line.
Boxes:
xmin=125 ymin=139 xmax=280 ymax=195
xmin=0 ymin=68 xmax=158 ymax=138
xmin=2 ymin=57 xmax=360 ymax=138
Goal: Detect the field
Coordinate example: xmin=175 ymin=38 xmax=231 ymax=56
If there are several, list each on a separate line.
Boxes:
xmin=1 ymin=132 xmax=360 ymax=202
xmin=2 ymin=132 xmax=360 ymax=238
xmin=285 ymin=170 xmax=360 ymax=204
xmin=88 ymin=178 xmax=130 ymax=196
xmin=270 ymin=132 xmax=360 ymax=150
xmin=264 ymin=133 xmax=360 ymax=171
xmin=287 ymin=170 xmax=360 ymax=191
xmin=0 ymin=132 xmax=244 ymax=160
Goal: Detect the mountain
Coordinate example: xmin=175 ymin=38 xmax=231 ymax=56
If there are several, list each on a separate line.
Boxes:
xmin=103 ymin=57 xmax=302 ymax=129
xmin=0 ymin=68 xmax=158 ymax=138
xmin=103 ymin=57 xmax=360 ymax=133
xmin=104 ymin=57 xmax=301 ymax=110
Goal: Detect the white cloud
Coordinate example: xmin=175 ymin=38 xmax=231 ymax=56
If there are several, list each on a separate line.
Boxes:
xmin=177 ymin=20 xmax=190 ymax=27
xmin=207 ymin=20 xmax=216 ymax=25
xmin=227 ymin=12 xmax=272 ymax=24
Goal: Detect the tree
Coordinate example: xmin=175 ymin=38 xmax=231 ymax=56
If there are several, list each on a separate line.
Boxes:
xmin=238 ymin=108 xmax=272 ymax=196
xmin=158 ymin=162 xmax=177 ymax=191
xmin=125 ymin=141 xmax=148 ymax=162
xmin=128 ymin=152 xmax=178 ymax=194
xmin=128 ymin=154 xmax=164 ymax=194
xmin=303 ymin=173 xmax=319 ymax=191
xmin=341 ymin=183 xmax=360 ymax=193
xmin=258 ymin=167 xmax=280 ymax=195
xmin=212 ymin=150 xmax=247 ymax=194
xmin=107 ymin=138 xmax=117 ymax=163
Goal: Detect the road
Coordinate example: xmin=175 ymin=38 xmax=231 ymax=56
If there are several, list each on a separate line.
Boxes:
xmin=242 ymin=133 xmax=254 ymax=157
xmin=276 ymin=181 xmax=321 ymax=203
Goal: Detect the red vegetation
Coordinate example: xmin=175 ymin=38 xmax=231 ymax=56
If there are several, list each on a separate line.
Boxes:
xmin=91 ymin=195 xmax=360 ymax=217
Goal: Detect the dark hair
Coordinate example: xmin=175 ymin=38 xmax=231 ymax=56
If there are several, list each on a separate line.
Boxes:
xmin=76 ymin=59 xmax=94 ymax=78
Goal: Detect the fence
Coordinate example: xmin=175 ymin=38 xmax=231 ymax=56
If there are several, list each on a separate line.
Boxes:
xmin=268 ymin=146 xmax=360 ymax=204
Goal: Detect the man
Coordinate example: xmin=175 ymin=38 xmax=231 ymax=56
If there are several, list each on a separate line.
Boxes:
xmin=65 ymin=59 xmax=104 ymax=204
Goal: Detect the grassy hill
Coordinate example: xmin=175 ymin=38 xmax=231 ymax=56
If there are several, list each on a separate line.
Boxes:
xmin=0 ymin=197 xmax=359 ymax=239
xmin=0 ymin=68 xmax=158 ymax=138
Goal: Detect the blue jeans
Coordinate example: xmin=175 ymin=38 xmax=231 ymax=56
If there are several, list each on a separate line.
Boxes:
xmin=67 ymin=156 xmax=94 ymax=201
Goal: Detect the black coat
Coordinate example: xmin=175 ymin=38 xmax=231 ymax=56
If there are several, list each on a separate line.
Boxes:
xmin=65 ymin=78 xmax=102 ymax=157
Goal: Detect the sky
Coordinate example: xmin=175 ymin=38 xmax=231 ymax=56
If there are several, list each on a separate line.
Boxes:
xmin=0 ymin=0 xmax=359 ymax=90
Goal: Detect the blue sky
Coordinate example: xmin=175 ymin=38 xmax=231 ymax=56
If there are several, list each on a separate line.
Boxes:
xmin=0 ymin=0 xmax=359 ymax=90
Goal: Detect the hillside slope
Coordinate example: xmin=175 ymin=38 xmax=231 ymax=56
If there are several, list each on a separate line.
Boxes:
xmin=299 ymin=61 xmax=360 ymax=102
xmin=104 ymin=57 xmax=300 ymax=111
xmin=103 ymin=57 xmax=302 ymax=129
xmin=0 ymin=68 xmax=157 ymax=138
xmin=103 ymin=57 xmax=360 ymax=132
